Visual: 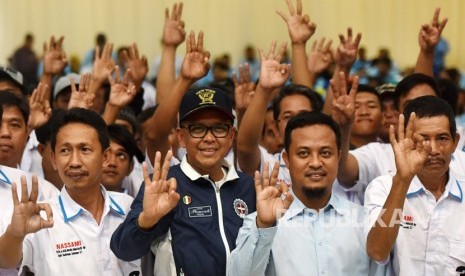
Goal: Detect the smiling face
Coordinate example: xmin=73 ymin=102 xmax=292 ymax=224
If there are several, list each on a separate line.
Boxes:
xmin=0 ymin=105 xmax=28 ymax=167
xmin=51 ymin=122 xmax=109 ymax=192
xmin=351 ymin=92 xmax=382 ymax=139
xmin=283 ymin=124 xmax=340 ymax=203
xmin=414 ymin=115 xmax=459 ymax=180
xmin=178 ymin=108 xmax=235 ymax=180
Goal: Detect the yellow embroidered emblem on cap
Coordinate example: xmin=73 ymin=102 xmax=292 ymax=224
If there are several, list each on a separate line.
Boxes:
xmin=196 ymin=89 xmax=216 ymax=105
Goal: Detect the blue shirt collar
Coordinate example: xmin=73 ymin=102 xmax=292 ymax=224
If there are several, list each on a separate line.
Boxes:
xmin=282 ymin=192 xmax=346 ymax=221
xmin=58 ymin=185 xmax=125 ymax=223
xmin=180 ymin=155 xmax=239 ymax=182
xmin=406 ymin=171 xmax=463 ymax=202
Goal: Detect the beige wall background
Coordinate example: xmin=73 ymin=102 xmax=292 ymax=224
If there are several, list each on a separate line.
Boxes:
xmin=1 ymin=0 xmax=464 ymax=73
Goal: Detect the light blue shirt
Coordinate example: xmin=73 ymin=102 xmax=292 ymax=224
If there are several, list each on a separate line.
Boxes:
xmin=229 ymin=194 xmax=385 ymax=276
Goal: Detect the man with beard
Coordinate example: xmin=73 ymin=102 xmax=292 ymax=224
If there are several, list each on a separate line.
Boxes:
xmin=230 ymin=112 xmax=384 ymax=275
xmin=366 ymin=96 xmax=465 ymax=275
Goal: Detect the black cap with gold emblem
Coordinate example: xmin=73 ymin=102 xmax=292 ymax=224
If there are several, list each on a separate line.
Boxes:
xmin=179 ymin=86 xmax=235 ymax=123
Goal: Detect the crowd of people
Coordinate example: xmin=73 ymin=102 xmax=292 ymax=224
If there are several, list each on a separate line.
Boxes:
xmin=0 ymin=0 xmax=464 ymax=275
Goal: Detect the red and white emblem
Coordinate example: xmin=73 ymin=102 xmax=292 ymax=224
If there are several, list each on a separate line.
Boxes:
xmin=233 ymin=199 xmax=248 ymax=218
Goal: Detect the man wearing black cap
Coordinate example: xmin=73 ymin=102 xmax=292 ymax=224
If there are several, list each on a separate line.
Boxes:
xmin=110 ymin=30 xmax=256 ymax=276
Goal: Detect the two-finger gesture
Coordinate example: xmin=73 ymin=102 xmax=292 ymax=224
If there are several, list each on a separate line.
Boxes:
xmin=9 ymin=176 xmax=53 ymax=238
xmin=138 ymin=151 xmax=180 ymax=229
xmin=42 ymin=36 xmax=68 ymax=75
xmin=163 ymin=2 xmax=186 ymax=47
xmin=335 ymin=28 xmax=362 ymax=68
xmin=419 ymin=8 xmax=448 ymax=52
xmin=107 ymin=66 xmax=137 ymax=108
xmin=180 ymin=31 xmax=211 ymax=80
xmin=330 ymin=72 xmax=358 ymax=127
xmin=277 ymin=0 xmax=316 ymax=44
xmin=258 ymin=41 xmax=291 ymax=90
xmin=255 ymin=162 xmax=293 ymax=228
xmin=390 ymin=113 xmax=432 ymax=181
xmin=68 ymin=73 xmax=94 ymax=109
xmin=28 ymin=82 xmax=52 ymax=130
xmin=233 ymin=63 xmax=256 ymax=112
xmin=308 ymin=38 xmax=333 ymax=74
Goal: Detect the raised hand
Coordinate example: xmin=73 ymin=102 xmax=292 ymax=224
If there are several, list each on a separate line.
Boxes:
xmin=68 ymin=73 xmax=94 ymax=109
xmin=8 ymin=176 xmax=53 ymax=238
xmin=390 ymin=113 xmax=432 ymax=181
xmin=42 ymin=36 xmax=68 ymax=75
xmin=233 ymin=63 xmax=256 ymax=113
xmin=180 ymin=31 xmax=211 ymax=80
xmin=258 ymin=41 xmax=291 ymax=90
xmin=330 ymin=72 xmax=359 ymax=127
xmin=122 ymin=43 xmax=149 ymax=90
xmin=418 ymin=8 xmax=448 ymax=52
xmin=92 ymin=42 xmax=116 ymax=84
xmin=334 ymin=28 xmax=362 ymax=68
xmin=107 ymin=66 xmax=137 ymax=108
xmin=138 ymin=151 xmax=180 ymax=230
xmin=28 ymin=82 xmax=52 ymax=130
xmin=277 ymin=0 xmax=316 ymax=44
xmin=163 ymin=2 xmax=186 ymax=47
xmin=308 ymin=37 xmax=333 ymax=74
xmin=255 ymin=162 xmax=293 ymax=228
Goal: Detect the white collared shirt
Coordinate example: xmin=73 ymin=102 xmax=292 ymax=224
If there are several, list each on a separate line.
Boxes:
xmin=19 ymin=131 xmax=43 ymax=177
xmin=365 ymin=170 xmax=465 ymax=275
xmin=20 ymin=186 xmax=140 ymax=276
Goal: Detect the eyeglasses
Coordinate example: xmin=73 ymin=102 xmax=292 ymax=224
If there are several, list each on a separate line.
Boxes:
xmin=182 ymin=124 xmax=231 ymax=138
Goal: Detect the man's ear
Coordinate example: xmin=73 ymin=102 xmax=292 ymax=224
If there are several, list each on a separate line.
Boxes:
xmin=177 ymin=128 xmax=186 ymax=148
xmin=283 ymin=150 xmax=289 ymax=169
xmin=454 ymin=132 xmax=461 ymax=150
xmin=37 ymin=144 xmax=45 ymax=156
xmin=127 ymin=162 xmax=134 ymax=176
xmin=102 ymin=147 xmax=111 ymax=167
xmin=50 ymin=150 xmax=58 ymax=170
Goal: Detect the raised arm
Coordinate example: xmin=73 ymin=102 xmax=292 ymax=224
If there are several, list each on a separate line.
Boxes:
xmin=156 ymin=2 xmax=186 ymax=105
xmin=102 ymin=66 xmax=137 ymax=124
xmin=307 ymin=38 xmax=333 ymax=87
xmin=413 ymin=8 xmax=447 ymax=77
xmin=40 ymin=36 xmax=68 ymax=100
xmin=233 ymin=63 xmax=256 ymax=128
xmin=0 ymin=176 xmax=53 ymax=269
xmin=237 ymin=41 xmax=290 ymax=176
xmin=88 ymin=43 xmax=115 ymax=97
xmin=145 ymin=31 xmax=210 ymax=162
xmin=277 ymin=0 xmax=316 ymax=87
xmin=27 ymin=82 xmax=51 ymax=134
xmin=323 ymin=28 xmax=361 ymax=115
xmin=330 ymin=72 xmax=361 ymax=188
xmin=367 ymin=113 xmax=431 ymax=262
xmin=68 ymin=73 xmax=94 ymax=110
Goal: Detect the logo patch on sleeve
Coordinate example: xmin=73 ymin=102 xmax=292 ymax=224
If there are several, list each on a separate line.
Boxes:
xmin=233 ymin=199 xmax=248 ymax=218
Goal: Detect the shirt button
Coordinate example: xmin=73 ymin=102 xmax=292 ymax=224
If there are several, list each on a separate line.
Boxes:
xmin=318 ymin=241 xmax=323 ymax=246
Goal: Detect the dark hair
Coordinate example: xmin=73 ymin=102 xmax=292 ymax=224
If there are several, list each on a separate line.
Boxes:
xmin=284 ymin=111 xmax=341 ymax=152
xmin=357 ymin=84 xmax=381 ymax=104
xmin=35 ymin=109 xmax=66 ymax=144
xmin=136 ymin=105 xmax=158 ymax=125
xmin=116 ymin=107 xmax=139 ymax=135
xmin=107 ymin=124 xmax=144 ymax=162
xmin=272 ymin=84 xmax=322 ymax=121
xmin=50 ymin=108 xmax=110 ymax=151
xmin=394 ymin=73 xmax=440 ymax=107
xmin=0 ymin=92 xmax=29 ymax=124
xmin=436 ymin=78 xmax=459 ymax=116
xmin=403 ymin=96 xmax=456 ymax=136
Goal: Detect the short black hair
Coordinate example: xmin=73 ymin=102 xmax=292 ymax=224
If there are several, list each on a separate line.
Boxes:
xmin=395 ymin=73 xmax=440 ymax=107
xmin=136 ymin=105 xmax=158 ymax=125
xmin=50 ymin=108 xmax=110 ymax=152
xmin=35 ymin=109 xmax=66 ymax=144
xmin=272 ymin=84 xmax=322 ymax=121
xmin=436 ymin=78 xmax=459 ymax=116
xmin=357 ymin=84 xmax=381 ymax=104
xmin=107 ymin=124 xmax=144 ymax=162
xmin=284 ymin=111 xmax=341 ymax=152
xmin=116 ymin=107 xmax=139 ymax=135
xmin=403 ymin=95 xmax=456 ymax=136
xmin=0 ymin=91 xmax=29 ymax=125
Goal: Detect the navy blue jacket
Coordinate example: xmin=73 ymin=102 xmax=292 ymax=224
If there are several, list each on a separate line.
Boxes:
xmin=110 ymin=163 xmax=256 ymax=276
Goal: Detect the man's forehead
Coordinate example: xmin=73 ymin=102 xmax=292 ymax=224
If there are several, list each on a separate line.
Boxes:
xmin=0 ymin=82 xmax=22 ymax=97
xmin=1 ymin=105 xmax=25 ymax=121
xmin=413 ymin=115 xmax=451 ymax=133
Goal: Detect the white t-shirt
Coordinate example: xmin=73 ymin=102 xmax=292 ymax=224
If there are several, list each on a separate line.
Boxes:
xmin=20 ymin=186 xmax=140 ymax=276
xmin=364 ymin=171 xmax=465 ymax=275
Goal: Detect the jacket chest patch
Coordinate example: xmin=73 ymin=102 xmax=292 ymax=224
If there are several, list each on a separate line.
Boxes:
xmin=233 ymin=199 xmax=248 ymax=218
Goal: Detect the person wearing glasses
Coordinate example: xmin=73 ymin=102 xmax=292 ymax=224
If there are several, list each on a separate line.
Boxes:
xmin=110 ymin=86 xmax=256 ymax=276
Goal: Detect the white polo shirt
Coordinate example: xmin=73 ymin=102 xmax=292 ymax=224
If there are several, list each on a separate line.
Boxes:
xmin=351 ymin=142 xmax=465 ymax=204
xmin=364 ymin=170 xmax=465 ymax=275
xmin=20 ymin=186 xmax=140 ymax=276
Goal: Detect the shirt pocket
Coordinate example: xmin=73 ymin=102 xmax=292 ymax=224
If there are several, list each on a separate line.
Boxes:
xmin=448 ymin=240 xmax=465 ymax=274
